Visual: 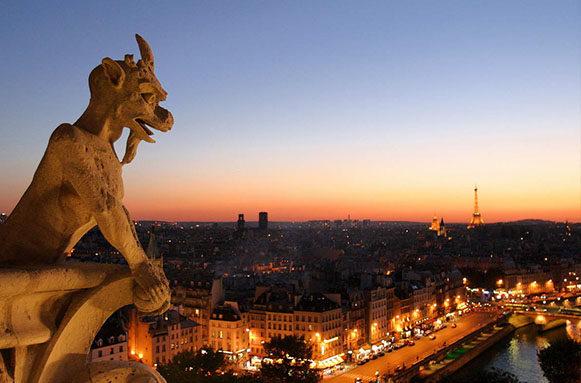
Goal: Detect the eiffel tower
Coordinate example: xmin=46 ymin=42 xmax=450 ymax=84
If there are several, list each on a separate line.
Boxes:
xmin=467 ymin=186 xmax=485 ymax=229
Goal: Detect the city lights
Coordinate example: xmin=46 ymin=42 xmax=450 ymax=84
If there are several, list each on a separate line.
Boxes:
xmin=1 ymin=3 xmax=574 ymax=380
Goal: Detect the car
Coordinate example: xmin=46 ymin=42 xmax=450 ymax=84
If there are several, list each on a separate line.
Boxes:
xmin=451 ymin=323 xmax=457 ymax=328
xmin=357 ymin=359 xmax=366 ymax=365
xmin=395 ymin=365 xmax=404 ymax=372
xmin=407 ymin=340 xmax=415 ymax=346
xmin=354 ymin=378 xmax=362 ymax=383
xmin=371 ymin=354 xmax=378 ymax=360
xmin=429 ymin=334 xmax=436 ymax=340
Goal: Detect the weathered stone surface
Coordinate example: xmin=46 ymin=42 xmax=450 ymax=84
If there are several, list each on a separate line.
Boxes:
xmin=0 ymin=264 xmax=166 ymax=382
xmin=0 ymin=33 xmax=172 ymax=314
xmin=0 ymin=35 xmax=172 ymax=382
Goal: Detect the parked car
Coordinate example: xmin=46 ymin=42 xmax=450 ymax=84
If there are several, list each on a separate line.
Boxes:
xmin=407 ymin=340 xmax=415 ymax=346
xmin=451 ymin=323 xmax=457 ymax=328
xmin=354 ymin=378 xmax=362 ymax=383
xmin=429 ymin=334 xmax=436 ymax=340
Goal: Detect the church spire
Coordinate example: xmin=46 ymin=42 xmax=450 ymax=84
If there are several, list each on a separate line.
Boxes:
xmin=146 ymin=226 xmax=163 ymax=268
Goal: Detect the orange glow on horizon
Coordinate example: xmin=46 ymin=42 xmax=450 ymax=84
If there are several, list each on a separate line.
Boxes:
xmin=1 ymin=150 xmax=579 ymax=223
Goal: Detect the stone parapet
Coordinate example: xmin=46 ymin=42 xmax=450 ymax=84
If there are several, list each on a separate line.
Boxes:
xmin=0 ymin=262 xmax=165 ymax=383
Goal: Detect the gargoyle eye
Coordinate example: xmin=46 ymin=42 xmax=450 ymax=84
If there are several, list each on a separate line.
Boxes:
xmin=141 ymin=93 xmax=155 ymax=104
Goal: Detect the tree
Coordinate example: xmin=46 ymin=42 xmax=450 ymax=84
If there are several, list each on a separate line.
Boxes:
xmin=448 ymin=368 xmax=524 ymax=383
xmin=260 ymin=335 xmax=321 ymax=383
xmin=156 ymin=348 xmax=227 ymax=383
xmin=537 ymin=338 xmax=581 ymax=383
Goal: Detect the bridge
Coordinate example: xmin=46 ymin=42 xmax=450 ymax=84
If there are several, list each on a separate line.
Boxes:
xmin=508 ymin=304 xmax=581 ymax=331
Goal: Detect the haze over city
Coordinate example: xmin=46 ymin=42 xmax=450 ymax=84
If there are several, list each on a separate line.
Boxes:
xmin=0 ymin=1 xmax=579 ymax=223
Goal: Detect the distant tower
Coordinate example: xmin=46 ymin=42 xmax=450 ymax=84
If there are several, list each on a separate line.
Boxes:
xmin=146 ymin=227 xmax=163 ymax=268
xmin=467 ymin=186 xmax=485 ymax=229
xmin=237 ymin=214 xmax=245 ymax=232
xmin=429 ymin=214 xmax=440 ymax=231
xmin=236 ymin=213 xmax=245 ymax=238
xmin=438 ymin=218 xmax=447 ymax=237
xmin=259 ymin=212 xmax=268 ymax=231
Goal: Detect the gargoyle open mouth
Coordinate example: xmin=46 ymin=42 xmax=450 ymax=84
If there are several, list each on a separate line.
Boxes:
xmin=134 ymin=119 xmax=156 ymax=143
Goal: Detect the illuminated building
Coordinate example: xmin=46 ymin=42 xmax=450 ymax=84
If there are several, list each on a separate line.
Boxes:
xmin=429 ymin=214 xmax=440 ymax=231
xmin=250 ymin=286 xmax=295 ymax=357
xmin=209 ymin=302 xmax=249 ymax=363
xmin=504 ymin=270 xmax=556 ymax=295
xmin=437 ymin=218 xmax=447 ymax=237
xmin=170 ymin=277 xmax=225 ymax=344
xmin=467 ymin=186 xmax=485 ymax=229
xmin=294 ymin=294 xmax=343 ymax=367
xmin=88 ymin=318 xmax=128 ymax=363
xmin=342 ymin=290 xmax=366 ymax=352
xmin=126 ymin=308 xmax=200 ymax=367
xmin=249 ymin=289 xmax=343 ymax=370
xmin=364 ymin=286 xmax=389 ymax=345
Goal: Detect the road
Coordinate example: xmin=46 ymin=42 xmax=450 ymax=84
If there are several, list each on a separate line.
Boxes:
xmin=326 ymin=310 xmax=499 ymax=383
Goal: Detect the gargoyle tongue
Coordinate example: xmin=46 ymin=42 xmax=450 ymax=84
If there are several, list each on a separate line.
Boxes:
xmin=121 ymin=130 xmax=142 ymax=165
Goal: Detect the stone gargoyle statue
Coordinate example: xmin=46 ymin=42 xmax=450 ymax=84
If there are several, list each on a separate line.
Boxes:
xmin=0 ymin=34 xmax=172 ymax=315
xmin=0 ymin=35 xmax=173 ymax=382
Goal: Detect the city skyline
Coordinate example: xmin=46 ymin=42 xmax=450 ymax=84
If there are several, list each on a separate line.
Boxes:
xmin=1 ymin=1 xmax=579 ymax=223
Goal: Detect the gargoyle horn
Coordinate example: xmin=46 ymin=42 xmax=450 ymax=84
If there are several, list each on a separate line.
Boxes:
xmin=136 ymin=34 xmax=154 ymax=70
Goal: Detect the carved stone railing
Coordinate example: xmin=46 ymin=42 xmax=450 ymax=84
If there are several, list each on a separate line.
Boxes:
xmin=0 ymin=262 xmax=165 ymax=383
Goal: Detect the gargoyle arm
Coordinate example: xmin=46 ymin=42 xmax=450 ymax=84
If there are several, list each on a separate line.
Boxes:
xmin=50 ymin=125 xmax=149 ymax=271
xmin=50 ymin=125 xmax=168 ymax=310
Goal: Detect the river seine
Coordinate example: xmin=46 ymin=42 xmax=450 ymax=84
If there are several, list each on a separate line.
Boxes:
xmin=450 ymin=324 xmax=568 ymax=383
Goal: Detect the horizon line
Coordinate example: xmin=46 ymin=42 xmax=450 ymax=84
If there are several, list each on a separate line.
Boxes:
xmin=134 ymin=218 xmax=576 ymax=225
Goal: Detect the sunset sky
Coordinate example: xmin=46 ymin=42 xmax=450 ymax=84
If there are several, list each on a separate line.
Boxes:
xmin=0 ymin=1 xmax=579 ymax=223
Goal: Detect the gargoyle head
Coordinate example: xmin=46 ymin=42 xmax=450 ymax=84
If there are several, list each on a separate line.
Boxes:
xmin=88 ymin=34 xmax=173 ymax=164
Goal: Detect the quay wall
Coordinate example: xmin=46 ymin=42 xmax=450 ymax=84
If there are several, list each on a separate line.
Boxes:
xmin=420 ymin=324 xmax=515 ymax=383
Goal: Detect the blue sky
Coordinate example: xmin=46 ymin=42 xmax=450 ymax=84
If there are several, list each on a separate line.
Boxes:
xmin=0 ymin=1 xmax=579 ymax=221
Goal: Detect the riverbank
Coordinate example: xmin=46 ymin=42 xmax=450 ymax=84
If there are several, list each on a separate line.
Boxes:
xmin=448 ymin=323 xmax=569 ymax=383
xmin=415 ymin=323 xmax=515 ymax=382
xmin=326 ymin=311 xmax=500 ymax=383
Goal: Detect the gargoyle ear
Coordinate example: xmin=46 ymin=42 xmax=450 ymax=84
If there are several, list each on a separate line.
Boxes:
xmin=101 ymin=57 xmax=125 ymax=88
